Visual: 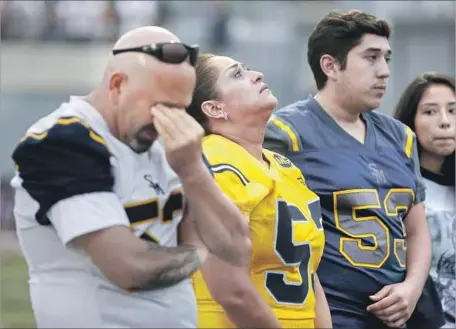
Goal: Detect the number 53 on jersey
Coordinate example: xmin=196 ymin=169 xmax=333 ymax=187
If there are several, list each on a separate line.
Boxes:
xmin=334 ymin=188 xmax=414 ymax=269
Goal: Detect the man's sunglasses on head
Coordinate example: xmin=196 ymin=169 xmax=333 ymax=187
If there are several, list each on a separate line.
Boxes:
xmin=112 ymin=42 xmax=199 ymax=67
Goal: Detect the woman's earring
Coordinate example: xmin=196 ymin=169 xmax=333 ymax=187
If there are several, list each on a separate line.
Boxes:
xmin=223 ymin=112 xmax=228 ymax=121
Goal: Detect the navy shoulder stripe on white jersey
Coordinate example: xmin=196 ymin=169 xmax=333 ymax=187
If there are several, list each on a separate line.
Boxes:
xmin=12 ymin=116 xmax=114 ymax=225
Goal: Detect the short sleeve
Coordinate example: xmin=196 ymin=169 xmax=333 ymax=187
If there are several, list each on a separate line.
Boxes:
xmin=12 ymin=118 xmax=128 ymax=242
xmin=402 ymin=125 xmax=426 ymax=204
xmin=49 ymin=192 xmax=130 ymax=246
xmin=264 ymin=114 xmax=301 ymax=155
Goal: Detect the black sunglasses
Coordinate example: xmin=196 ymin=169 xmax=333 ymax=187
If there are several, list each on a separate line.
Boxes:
xmin=112 ymin=42 xmax=199 ymax=66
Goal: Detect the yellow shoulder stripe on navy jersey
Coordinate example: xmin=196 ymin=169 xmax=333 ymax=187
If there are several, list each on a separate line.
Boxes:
xmin=268 ymin=115 xmax=301 ymax=152
xmin=404 ymin=125 xmax=414 ymax=158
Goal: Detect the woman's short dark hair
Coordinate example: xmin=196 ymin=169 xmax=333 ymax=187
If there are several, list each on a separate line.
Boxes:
xmin=393 ymin=72 xmax=455 ymax=183
xmin=186 ymin=54 xmax=220 ymax=135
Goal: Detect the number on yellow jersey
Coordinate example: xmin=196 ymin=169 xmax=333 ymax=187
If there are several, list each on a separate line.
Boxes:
xmin=265 ymin=198 xmax=322 ymax=305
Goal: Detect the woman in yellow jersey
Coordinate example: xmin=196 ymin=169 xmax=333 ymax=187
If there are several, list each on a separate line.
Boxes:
xmin=186 ymin=54 xmax=332 ymax=329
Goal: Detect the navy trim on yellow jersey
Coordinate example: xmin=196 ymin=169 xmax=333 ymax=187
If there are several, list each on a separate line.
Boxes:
xmin=202 ymin=153 xmax=214 ymax=177
xmin=210 ymin=164 xmax=250 ymax=186
xmin=12 ymin=117 xmax=114 ymax=225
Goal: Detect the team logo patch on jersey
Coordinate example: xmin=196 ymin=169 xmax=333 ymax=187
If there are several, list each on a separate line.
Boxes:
xmin=144 ymin=174 xmax=165 ymax=195
xmin=368 ymin=163 xmax=387 ymax=185
xmin=297 ymin=176 xmax=307 ymax=186
xmin=273 ymin=154 xmax=292 ymax=168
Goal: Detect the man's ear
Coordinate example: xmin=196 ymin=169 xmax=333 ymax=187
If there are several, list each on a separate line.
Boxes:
xmin=320 ymin=54 xmax=341 ymax=82
xmin=109 ymin=72 xmax=127 ymax=106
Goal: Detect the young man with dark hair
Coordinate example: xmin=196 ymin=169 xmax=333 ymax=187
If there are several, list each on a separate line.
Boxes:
xmin=265 ymin=10 xmax=432 ymax=329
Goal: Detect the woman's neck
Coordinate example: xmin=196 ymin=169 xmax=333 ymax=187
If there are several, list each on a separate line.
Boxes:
xmin=214 ymin=124 xmax=266 ymax=164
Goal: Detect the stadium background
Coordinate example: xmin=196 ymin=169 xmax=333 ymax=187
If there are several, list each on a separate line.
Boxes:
xmin=0 ymin=1 xmax=454 ymax=327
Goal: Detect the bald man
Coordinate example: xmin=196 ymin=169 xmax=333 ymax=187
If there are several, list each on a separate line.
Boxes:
xmin=11 ymin=26 xmax=251 ymax=328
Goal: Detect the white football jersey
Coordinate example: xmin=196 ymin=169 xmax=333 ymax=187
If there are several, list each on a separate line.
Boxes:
xmin=11 ymin=96 xmax=196 ymax=328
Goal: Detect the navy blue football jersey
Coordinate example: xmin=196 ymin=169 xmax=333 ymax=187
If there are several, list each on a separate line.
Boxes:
xmin=264 ymin=96 xmax=425 ymax=328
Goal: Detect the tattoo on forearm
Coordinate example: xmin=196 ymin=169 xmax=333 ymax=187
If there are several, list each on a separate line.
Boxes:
xmin=131 ymin=242 xmax=202 ymax=290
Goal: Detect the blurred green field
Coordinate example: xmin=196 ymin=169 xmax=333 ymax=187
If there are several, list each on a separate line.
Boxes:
xmin=0 ymin=253 xmax=35 ymax=328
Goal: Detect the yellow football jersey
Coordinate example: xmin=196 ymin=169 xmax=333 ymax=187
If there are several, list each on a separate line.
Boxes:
xmin=193 ymin=134 xmax=325 ymax=328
